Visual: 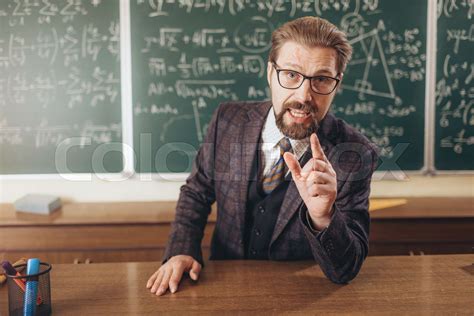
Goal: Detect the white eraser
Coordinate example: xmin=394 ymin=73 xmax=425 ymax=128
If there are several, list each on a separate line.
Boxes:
xmin=14 ymin=194 xmax=62 ymax=215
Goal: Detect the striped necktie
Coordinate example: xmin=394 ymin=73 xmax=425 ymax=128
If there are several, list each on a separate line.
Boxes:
xmin=262 ymin=137 xmax=293 ymax=194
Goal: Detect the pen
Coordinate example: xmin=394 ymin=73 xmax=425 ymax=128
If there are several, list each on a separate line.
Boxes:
xmin=1 ymin=260 xmax=42 ymax=305
xmin=24 ymin=258 xmax=41 ymax=316
xmin=0 ymin=258 xmax=26 ymax=285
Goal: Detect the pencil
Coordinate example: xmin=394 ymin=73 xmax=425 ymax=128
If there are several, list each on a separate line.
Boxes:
xmin=0 ymin=258 xmax=27 ymax=285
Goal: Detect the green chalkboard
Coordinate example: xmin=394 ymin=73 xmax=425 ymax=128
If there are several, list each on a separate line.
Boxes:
xmin=435 ymin=1 xmax=473 ymax=171
xmin=131 ymin=0 xmax=428 ymax=173
xmin=0 ymin=0 xmax=122 ymax=174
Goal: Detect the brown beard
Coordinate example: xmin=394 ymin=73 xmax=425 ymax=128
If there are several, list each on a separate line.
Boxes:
xmin=275 ymin=101 xmax=319 ymax=140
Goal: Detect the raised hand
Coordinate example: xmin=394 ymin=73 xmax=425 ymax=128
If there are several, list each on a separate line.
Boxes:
xmin=283 ymin=133 xmax=337 ymax=230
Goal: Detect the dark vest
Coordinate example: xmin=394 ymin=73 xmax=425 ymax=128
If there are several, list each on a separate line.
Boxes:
xmin=244 ymin=148 xmax=292 ymax=259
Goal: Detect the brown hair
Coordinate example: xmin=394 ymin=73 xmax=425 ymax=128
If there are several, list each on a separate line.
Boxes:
xmin=268 ymin=17 xmax=353 ymax=73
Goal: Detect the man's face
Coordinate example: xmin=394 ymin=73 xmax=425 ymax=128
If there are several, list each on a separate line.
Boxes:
xmin=267 ymin=41 xmax=341 ymax=139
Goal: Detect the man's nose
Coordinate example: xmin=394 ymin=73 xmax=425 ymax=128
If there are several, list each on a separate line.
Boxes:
xmin=294 ymin=79 xmax=313 ymax=103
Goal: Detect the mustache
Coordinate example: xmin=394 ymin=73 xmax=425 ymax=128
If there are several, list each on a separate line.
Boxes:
xmin=282 ymin=101 xmax=317 ymax=115
xmin=274 ymin=100 xmax=320 ymax=139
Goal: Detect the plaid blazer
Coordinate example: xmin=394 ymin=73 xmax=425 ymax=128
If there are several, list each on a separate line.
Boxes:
xmin=164 ymin=101 xmax=379 ymax=284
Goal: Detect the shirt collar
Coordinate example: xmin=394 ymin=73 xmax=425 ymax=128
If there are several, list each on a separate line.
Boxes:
xmin=261 ymin=107 xmax=310 ymax=160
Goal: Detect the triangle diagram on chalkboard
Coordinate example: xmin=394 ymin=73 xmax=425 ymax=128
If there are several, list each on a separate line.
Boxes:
xmin=342 ymin=29 xmax=396 ymax=100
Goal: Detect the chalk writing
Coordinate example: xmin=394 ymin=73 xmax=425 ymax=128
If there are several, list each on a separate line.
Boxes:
xmin=0 ymin=0 xmax=122 ymax=173
xmin=436 ymin=0 xmax=473 ymax=167
xmin=132 ymin=0 xmax=428 ymax=171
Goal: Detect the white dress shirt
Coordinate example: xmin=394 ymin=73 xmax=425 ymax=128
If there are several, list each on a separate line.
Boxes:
xmin=260 ymin=107 xmax=310 ymax=178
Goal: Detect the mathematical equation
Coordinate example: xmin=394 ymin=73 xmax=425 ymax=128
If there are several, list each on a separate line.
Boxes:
xmin=382 ymin=28 xmax=426 ymax=82
xmin=146 ymin=54 xmax=266 ymax=78
xmin=142 ymin=25 xmax=271 ymax=53
xmin=333 ymin=101 xmax=416 ymax=118
xmin=352 ymin=122 xmax=404 ymax=159
xmin=437 ymin=0 xmax=474 ymax=19
xmin=0 ymin=0 xmax=97 ymax=26
xmin=0 ymin=118 xmax=121 ymax=149
xmin=0 ymin=22 xmax=119 ymax=68
xmin=0 ymin=66 xmax=119 ymax=109
xmin=436 ymin=0 xmax=473 ymax=156
xmin=140 ymin=0 xmax=381 ymax=18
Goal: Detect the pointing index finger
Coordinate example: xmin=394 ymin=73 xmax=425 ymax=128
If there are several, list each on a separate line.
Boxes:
xmin=310 ymin=133 xmax=326 ymax=161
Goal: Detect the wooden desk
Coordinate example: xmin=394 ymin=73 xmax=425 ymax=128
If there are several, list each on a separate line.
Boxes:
xmin=1 ymin=255 xmax=473 ymax=314
xmin=1 ymin=198 xmax=472 ymax=264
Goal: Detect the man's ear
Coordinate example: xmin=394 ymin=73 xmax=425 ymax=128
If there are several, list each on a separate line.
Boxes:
xmin=266 ymin=62 xmax=273 ymax=86
xmin=336 ymin=72 xmax=344 ymax=91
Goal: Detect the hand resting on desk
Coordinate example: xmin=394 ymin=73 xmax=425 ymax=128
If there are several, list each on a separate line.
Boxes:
xmin=146 ymin=255 xmax=202 ymax=296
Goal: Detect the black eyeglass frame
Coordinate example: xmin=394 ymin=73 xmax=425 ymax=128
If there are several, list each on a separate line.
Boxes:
xmin=272 ymin=62 xmax=341 ymax=95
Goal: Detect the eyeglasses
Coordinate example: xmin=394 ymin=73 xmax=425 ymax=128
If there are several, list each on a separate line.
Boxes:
xmin=272 ymin=63 xmax=340 ymax=95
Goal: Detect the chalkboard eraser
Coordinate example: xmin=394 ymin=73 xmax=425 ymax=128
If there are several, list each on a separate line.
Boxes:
xmin=14 ymin=194 xmax=62 ymax=215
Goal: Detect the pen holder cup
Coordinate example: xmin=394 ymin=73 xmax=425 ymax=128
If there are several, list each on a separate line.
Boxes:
xmin=5 ymin=262 xmax=52 ymax=316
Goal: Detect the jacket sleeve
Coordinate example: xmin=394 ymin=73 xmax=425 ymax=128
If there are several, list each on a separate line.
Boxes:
xmin=162 ymin=106 xmax=221 ymax=266
xmin=299 ymin=145 xmax=378 ymax=284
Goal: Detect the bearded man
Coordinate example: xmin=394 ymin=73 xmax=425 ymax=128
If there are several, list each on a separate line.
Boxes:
xmin=147 ymin=16 xmax=379 ymax=296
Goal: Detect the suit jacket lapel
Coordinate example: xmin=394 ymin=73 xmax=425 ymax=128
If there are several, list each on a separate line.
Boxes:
xmin=270 ymin=150 xmax=312 ymax=245
xmin=236 ymin=101 xmax=272 ymax=236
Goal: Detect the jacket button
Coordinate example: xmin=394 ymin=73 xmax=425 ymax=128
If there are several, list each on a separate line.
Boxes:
xmin=254 ymin=229 xmax=261 ymax=236
xmin=258 ymin=206 xmax=265 ymax=214
xmin=251 ymin=249 xmax=257 ymax=255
